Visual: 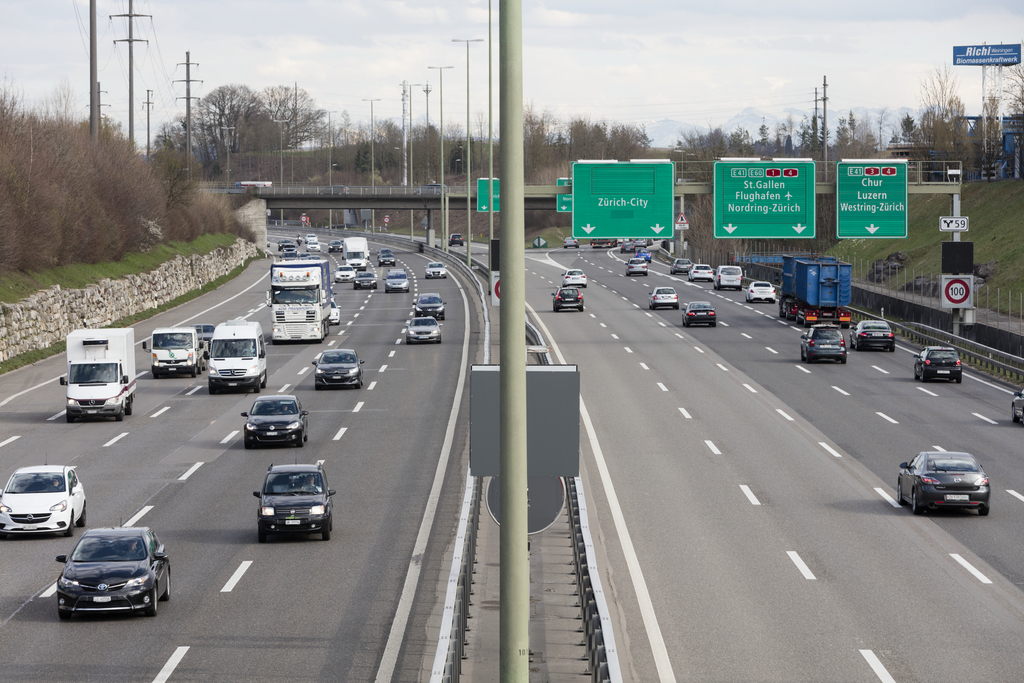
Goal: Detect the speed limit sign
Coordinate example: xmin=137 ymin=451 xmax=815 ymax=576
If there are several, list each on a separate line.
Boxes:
xmin=383 ymin=215 xmax=391 ymax=224
xmin=941 ymin=275 xmax=974 ymax=309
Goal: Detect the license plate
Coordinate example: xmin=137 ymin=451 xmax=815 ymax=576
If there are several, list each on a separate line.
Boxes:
xmin=228 ymin=382 xmax=238 ymax=386
xmin=92 ymin=596 xmax=112 ymax=603
xmin=820 ymin=345 xmax=837 ymax=349
xmin=333 ymin=376 xmax=342 ymax=380
xmin=937 ymin=370 xmax=950 ymax=374
xmin=945 ymin=494 xmax=969 ymax=501
xmin=285 ymin=519 xmax=301 ymax=525
xmin=267 ymin=431 xmax=276 ymax=435
xmin=697 ymin=312 xmax=707 ymax=315
xmin=21 ymin=525 xmax=38 ymax=530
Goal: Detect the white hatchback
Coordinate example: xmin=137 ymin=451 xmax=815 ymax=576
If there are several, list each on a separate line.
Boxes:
xmin=562 ymin=269 xmax=587 ymax=288
xmin=334 ymin=265 xmax=356 ymax=283
xmin=688 ymin=264 xmax=714 ymax=282
xmin=745 ymin=281 xmax=777 ymax=303
xmin=648 ymin=287 xmax=679 ymax=310
xmin=0 ymin=466 xmax=86 ymax=537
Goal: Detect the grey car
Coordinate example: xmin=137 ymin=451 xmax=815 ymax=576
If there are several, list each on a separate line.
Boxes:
xmin=406 ymin=317 xmax=441 ymax=344
xmin=626 ymin=258 xmax=649 ymax=276
xmin=800 ymin=324 xmax=847 ymax=363
xmin=1011 ymin=388 xmax=1024 ymax=424
xmin=385 ymin=270 xmax=410 ymax=293
xmin=313 ymin=349 xmax=364 ymax=389
xmin=414 ymin=293 xmax=445 ymax=320
xmin=670 ymin=258 xmax=692 ymax=275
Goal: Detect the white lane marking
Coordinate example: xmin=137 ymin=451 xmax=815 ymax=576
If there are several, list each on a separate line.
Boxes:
xmin=123 ymin=505 xmax=154 ymax=527
xmin=973 ymin=412 xmax=998 ymax=425
xmin=657 ymin=383 xmax=668 ymax=392
xmin=795 ymin=365 xmax=811 ymax=374
xmin=0 ymin=436 xmax=21 ymax=448
xmin=40 ymin=582 xmax=58 ymax=598
xmin=353 ymin=402 xmax=364 ymax=413
xmin=611 ymin=333 xmax=619 ymax=339
xmin=950 ymin=554 xmax=992 ymax=584
xmin=832 ymin=386 xmax=850 ymax=396
xmin=278 ymin=384 xmax=291 ymax=393
xmin=220 ymin=430 xmax=239 ymax=444
xmin=917 ymin=387 xmax=938 ymax=397
xmin=332 ymin=426 xmax=348 ymax=441
xmin=150 ymin=407 xmax=170 ymax=418
xmin=739 ymin=485 xmax=761 ymax=505
xmin=743 ymin=384 xmax=757 ymax=393
xmin=47 ymin=410 xmax=67 ymax=421
xmin=871 ymin=365 xmax=890 ymax=375
xmin=152 ymin=646 xmax=190 ymax=683
xmin=819 ymin=442 xmax=843 ymax=458
xmin=716 ymin=363 xmax=728 ymax=372
xmin=379 ymin=365 xmax=388 ymax=373
xmin=590 ymin=313 xmax=596 ymax=318
xmin=624 ymin=347 xmax=633 ymax=354
xmin=741 ymin=333 xmax=752 ymax=339
xmin=360 ymin=305 xmax=366 ymax=310
xmin=600 ymin=323 xmax=608 ymax=328
xmin=932 ymin=446 xmax=946 ymax=452
xmin=860 ymin=650 xmax=897 ymax=683
xmin=966 ymin=374 xmax=1015 ymax=394
xmin=790 ymin=326 xmax=802 ymax=331
xmin=354 ymin=313 xmax=360 ymax=317
xmin=220 ymin=561 xmax=254 ymax=593
xmin=1006 ymin=490 xmax=1024 ymax=503
xmin=786 ymin=551 xmax=816 ymax=580
xmin=186 ymin=386 xmax=202 ymax=396
xmin=874 ymin=488 xmax=901 ymax=508
xmin=719 ymin=322 xmax=729 ymax=327
xmin=298 ymin=367 xmax=309 ymax=375
xmin=765 ymin=347 xmax=778 ymax=354
xmin=639 ymin=363 xmax=649 ymax=370
xmin=328 ymin=340 xmax=336 ymax=346
xmin=678 ymin=407 xmax=692 ymax=419
xmin=103 ymin=433 xmax=129 ymax=447
xmin=675 ymin=333 xmax=683 ymax=339
xmin=367 ymin=381 xmax=377 ymax=390
xmin=693 ymin=346 xmax=704 ymax=354
xmin=776 ymin=409 xmax=794 ymax=421
xmin=388 ymin=350 xmax=396 ymax=358
xmin=644 ymin=311 xmax=652 ymax=317
xmin=178 ymin=462 xmax=204 ymax=481
xmin=658 ymin=322 xmax=667 ymax=327
xmin=621 ymin=296 xmax=629 ymax=301
xmin=396 ymin=339 xmax=402 ymax=344
xmin=778 ymin=320 xmax=788 ymax=325
xmin=0 ymin=375 xmax=65 ymax=407
xmin=876 ymin=412 xmax=899 ymax=424
xmin=705 ymin=440 xmax=721 ymax=455
xmin=346 ymin=321 xmax=353 ymax=326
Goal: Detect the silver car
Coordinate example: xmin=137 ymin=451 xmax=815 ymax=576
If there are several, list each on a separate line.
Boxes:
xmin=334 ymin=265 xmax=356 ymax=283
xmin=384 ymin=270 xmax=410 ymax=293
xmin=670 ymin=258 xmax=692 ymax=275
xmin=406 ymin=317 xmax=441 ymax=344
xmin=648 ymin=287 xmax=679 ymax=310
xmin=562 ymin=269 xmax=588 ymax=288
xmin=626 ymin=258 xmax=649 ymax=276
xmin=688 ymin=264 xmax=714 ymax=282
xmin=425 ymin=262 xmax=448 ymax=279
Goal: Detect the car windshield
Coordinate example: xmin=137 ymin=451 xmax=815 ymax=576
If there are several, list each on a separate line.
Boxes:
xmin=929 ymin=350 xmax=958 ymax=360
xmin=411 ymin=319 xmax=438 ymax=328
xmin=863 ymin=323 xmax=890 ymax=331
xmin=388 ymin=273 xmax=406 ymax=280
xmin=419 ymin=296 xmax=442 ymax=304
xmin=264 ymin=472 xmax=324 ymax=495
xmin=655 ymin=289 xmax=675 ymax=295
xmin=320 ymin=351 xmax=356 ymax=364
xmin=68 ymin=362 xmax=119 ymax=384
xmin=629 ymin=259 xmax=645 ymax=265
xmin=428 ymin=262 xmax=444 ymax=268
xmin=71 ymin=535 xmax=148 ymax=562
xmin=271 ymin=287 xmax=318 ymax=304
xmin=152 ymin=332 xmax=192 ymax=350
xmin=753 ymin=282 xmax=772 ymax=288
xmin=250 ymin=400 xmax=299 ymax=416
xmin=815 ymin=329 xmax=842 ymax=340
xmin=380 ymin=250 xmax=392 ymax=255
xmin=720 ymin=267 xmax=742 ymax=275
xmin=6 ymin=472 xmax=66 ymax=493
xmin=210 ymin=339 xmax=257 ymax=358
xmin=338 ymin=267 xmax=354 ymax=272
xmin=676 ymin=260 xmax=690 ymax=265
xmin=927 ymin=457 xmax=980 ymax=473
xmin=695 ymin=265 xmax=711 ymax=270
xmin=356 ymin=273 xmax=374 ymax=280
xmin=690 ymin=303 xmax=712 ymax=310
xmin=566 ymin=270 xmax=583 ymax=276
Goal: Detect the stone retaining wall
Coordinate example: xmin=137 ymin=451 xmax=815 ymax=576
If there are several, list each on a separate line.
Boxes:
xmin=0 ymin=238 xmax=261 ymax=363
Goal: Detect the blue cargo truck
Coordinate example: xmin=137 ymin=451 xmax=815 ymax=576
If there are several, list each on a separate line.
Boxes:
xmin=779 ymin=255 xmax=853 ymax=328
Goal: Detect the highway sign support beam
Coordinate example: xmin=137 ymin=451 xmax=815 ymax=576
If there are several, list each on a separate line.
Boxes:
xmin=713 ymin=159 xmax=816 ymax=239
xmin=571 ymin=161 xmax=674 ymax=239
xmin=836 ymin=160 xmax=908 ymax=238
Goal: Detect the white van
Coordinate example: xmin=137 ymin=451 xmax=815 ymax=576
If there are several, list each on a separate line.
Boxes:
xmin=207 ymin=320 xmax=267 ymax=394
xmin=143 ymin=327 xmax=207 ymax=378
xmin=714 ymin=265 xmax=743 ymax=291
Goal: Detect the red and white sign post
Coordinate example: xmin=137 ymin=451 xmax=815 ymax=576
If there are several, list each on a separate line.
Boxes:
xmin=490 ymin=271 xmax=500 ymax=307
xmin=941 ymin=275 xmax=974 ymax=309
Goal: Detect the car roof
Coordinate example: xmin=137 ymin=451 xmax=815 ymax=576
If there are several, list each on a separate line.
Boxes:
xmin=418 ymin=292 xmax=442 ymax=298
xmin=411 ymin=316 xmax=438 ymax=323
xmin=10 ymin=465 xmax=73 ymax=475
xmin=811 ymin=324 xmax=840 ymax=329
xmin=82 ymin=527 xmax=149 ymax=538
xmin=924 ymin=346 xmax=955 ymax=351
xmin=266 ymin=463 xmax=325 ymax=474
xmin=253 ymin=395 xmax=299 ymax=402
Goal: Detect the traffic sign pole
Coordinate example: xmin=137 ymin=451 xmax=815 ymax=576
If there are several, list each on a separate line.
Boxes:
xmin=713 ymin=159 xmax=816 ymax=238
xmin=836 ymin=160 xmax=908 ymax=238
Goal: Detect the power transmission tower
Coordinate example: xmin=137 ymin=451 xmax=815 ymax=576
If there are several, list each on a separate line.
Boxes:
xmin=89 ymin=0 xmax=98 ymax=141
xmin=143 ymin=89 xmax=154 ymax=160
xmin=111 ymin=0 xmax=150 ymax=150
xmin=821 ymin=76 xmax=829 ymax=179
xmin=174 ymin=52 xmax=202 ymax=176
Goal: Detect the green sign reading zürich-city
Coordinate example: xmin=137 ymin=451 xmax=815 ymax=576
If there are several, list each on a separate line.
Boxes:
xmin=571 ymin=161 xmax=674 ymax=239
xmin=836 ymin=160 xmax=908 ymax=238
xmin=713 ymin=159 xmax=816 ymax=238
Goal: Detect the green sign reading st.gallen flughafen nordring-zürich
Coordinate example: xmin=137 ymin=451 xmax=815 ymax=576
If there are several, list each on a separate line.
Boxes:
xmin=835 ymin=160 xmax=908 ymax=238
xmin=713 ymin=159 xmax=816 ymax=239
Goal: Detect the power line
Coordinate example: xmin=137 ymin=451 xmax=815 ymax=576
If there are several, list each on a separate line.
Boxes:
xmin=111 ymin=0 xmax=151 ymax=149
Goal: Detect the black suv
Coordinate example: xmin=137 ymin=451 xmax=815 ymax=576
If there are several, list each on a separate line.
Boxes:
xmin=328 ymin=240 xmax=343 ymax=253
xmin=378 ymin=248 xmax=396 ymax=266
xmin=552 ymin=287 xmax=584 ymax=312
xmin=449 ymin=233 xmax=464 ymax=247
xmin=914 ymin=346 xmax=962 ymax=383
xmin=800 ymin=324 xmax=847 ymax=363
xmin=254 ymin=464 xmax=335 ymax=543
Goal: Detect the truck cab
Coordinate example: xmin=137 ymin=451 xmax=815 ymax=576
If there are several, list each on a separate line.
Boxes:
xmin=60 ymin=328 xmax=136 ymax=423
xmin=208 ymin=320 xmax=268 ymax=394
xmin=143 ymin=327 xmax=208 ymax=378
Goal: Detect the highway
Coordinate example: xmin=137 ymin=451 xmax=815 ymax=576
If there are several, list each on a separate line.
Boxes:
xmin=0 ymin=241 xmax=480 ymax=682
xmin=524 ymin=246 xmax=1024 ymax=682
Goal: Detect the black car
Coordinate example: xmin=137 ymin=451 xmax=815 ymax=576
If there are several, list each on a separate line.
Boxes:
xmin=414 ymin=293 xmax=446 ymax=320
xmin=800 ymin=324 xmax=846 ymax=363
xmin=281 ymin=248 xmax=298 ymax=260
xmin=328 ymin=240 xmax=343 ymax=253
xmin=552 ymin=287 xmax=584 ymax=312
xmin=849 ymin=320 xmax=895 ymax=352
xmin=313 ymin=349 xmax=364 ymax=389
xmin=378 ymin=249 xmax=396 ymax=266
xmin=254 ymin=464 xmax=335 ymax=542
xmin=682 ymin=301 xmax=716 ymax=327
xmin=277 ymin=239 xmax=296 ymax=252
xmin=193 ymin=324 xmax=215 ymax=345
xmin=914 ymin=346 xmax=962 ymax=382
xmin=897 ymin=451 xmax=990 ymax=515
xmin=449 ymin=233 xmax=464 ymax=247
xmin=55 ymin=527 xmax=170 ymax=619
xmin=353 ymin=272 xmax=377 ymax=290
xmin=241 ymin=395 xmax=309 ymax=449
xmin=317 ymin=185 xmax=349 ymax=195
xmin=1012 ymin=388 xmax=1024 ymax=424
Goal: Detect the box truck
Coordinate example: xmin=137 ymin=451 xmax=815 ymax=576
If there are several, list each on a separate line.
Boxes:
xmin=60 ymin=328 xmax=136 ymax=423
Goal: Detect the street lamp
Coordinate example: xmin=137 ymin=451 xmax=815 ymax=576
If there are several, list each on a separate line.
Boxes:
xmin=487 ymin=0 xmax=494 ymax=283
xmin=453 ymin=38 xmax=483 ymax=265
xmin=220 ymin=125 xmax=235 ymax=186
xmin=272 ymin=118 xmax=288 ymax=223
xmin=403 ymin=82 xmax=423 ymax=187
xmin=428 ymin=65 xmax=453 ymax=251
xmin=328 ymin=111 xmax=339 ymax=228
xmin=363 ymin=98 xmax=382 ymax=231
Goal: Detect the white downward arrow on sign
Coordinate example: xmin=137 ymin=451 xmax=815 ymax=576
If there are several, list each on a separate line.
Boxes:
xmin=793 ymin=224 xmax=806 ymax=234
xmin=723 ymin=224 xmax=738 ymax=234
xmin=580 ymin=224 xmax=596 ymax=234
xmin=865 ymin=224 xmax=879 ymax=234
xmin=651 ymin=224 xmax=665 ymax=234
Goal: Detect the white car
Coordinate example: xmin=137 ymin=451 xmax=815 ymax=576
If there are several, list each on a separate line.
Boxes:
xmin=0 ymin=466 xmax=86 ymax=537
xmin=713 ymin=265 xmax=743 ymax=290
xmin=306 ymin=241 xmax=321 ymax=252
xmin=562 ymin=269 xmax=587 ymax=288
xmin=648 ymin=287 xmax=679 ymax=310
xmin=335 ymin=265 xmax=356 ymax=283
xmin=329 ymin=301 xmax=340 ymax=325
xmin=305 ymin=233 xmax=318 ymax=244
xmin=688 ymin=264 xmax=714 ymax=282
xmin=745 ymin=281 xmax=777 ymax=303
xmin=425 ymin=262 xmax=448 ymax=279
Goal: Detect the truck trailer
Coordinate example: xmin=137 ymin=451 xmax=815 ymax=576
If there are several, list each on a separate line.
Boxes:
xmin=778 ymin=255 xmax=852 ymax=328
xmin=60 ymin=328 xmax=137 ymax=422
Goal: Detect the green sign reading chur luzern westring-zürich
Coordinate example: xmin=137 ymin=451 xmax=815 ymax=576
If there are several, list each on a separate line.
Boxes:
xmin=835 ymin=160 xmax=907 ymax=238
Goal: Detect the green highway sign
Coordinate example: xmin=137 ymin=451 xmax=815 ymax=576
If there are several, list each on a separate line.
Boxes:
xmin=713 ymin=160 xmax=816 ymax=238
xmin=836 ymin=161 xmax=908 ymax=238
xmin=571 ymin=161 xmax=674 ymax=239
xmin=532 ymin=237 xmax=548 ymax=248
xmin=477 ymin=177 xmax=500 ymax=213
xmin=557 ymin=177 xmax=572 ymax=213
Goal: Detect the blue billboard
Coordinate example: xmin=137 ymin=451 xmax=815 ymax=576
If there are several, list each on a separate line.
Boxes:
xmin=953 ymin=44 xmax=1021 ymax=66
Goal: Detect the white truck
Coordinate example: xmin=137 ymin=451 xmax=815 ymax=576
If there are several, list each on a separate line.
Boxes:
xmin=142 ymin=327 xmax=208 ymax=378
xmin=269 ymin=259 xmax=332 ymax=342
xmin=60 ymin=328 xmax=136 ymax=423
xmin=342 ymin=236 xmax=369 ymax=271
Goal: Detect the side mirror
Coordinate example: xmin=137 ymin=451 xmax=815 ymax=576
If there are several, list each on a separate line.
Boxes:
xmin=800 ymin=335 xmax=807 ymax=340
xmin=253 ymin=491 xmax=261 ymax=498
xmin=142 ymin=341 xmax=148 ymax=350
xmin=60 ymin=377 xmax=66 ymax=386
xmin=328 ymin=489 xmax=337 ymax=496
xmin=899 ymin=462 xmax=908 ymax=470
xmin=300 ymin=410 xmax=309 ymax=416
xmin=203 ymin=351 xmax=209 ymax=360
xmin=153 ymin=551 xmax=167 ymax=561
xmin=311 ymin=360 xmax=318 ymax=365
xmin=259 ymin=351 xmax=266 ymax=359
xmin=56 ymin=555 xmax=67 ymax=563
xmin=551 ymin=292 xmax=555 ymax=297
xmin=359 ymin=360 xmax=365 ymax=364
xmin=122 ymin=375 xmax=129 ymax=384
xmin=240 ymin=412 xmax=248 ymax=418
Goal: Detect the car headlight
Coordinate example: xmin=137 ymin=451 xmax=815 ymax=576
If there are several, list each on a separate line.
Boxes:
xmin=105 ymin=397 xmax=120 ymax=405
xmin=58 ymin=576 xmax=79 ymax=588
xmin=309 ymin=505 xmax=326 ymax=515
xmin=125 ymin=576 xmax=149 ymax=589
xmin=245 ymin=423 xmax=257 ymax=431
xmin=50 ymin=500 xmax=68 ymax=512
xmin=208 ymin=366 xmax=219 ymax=376
xmin=286 ymin=421 xmax=301 ymax=430
xmin=0 ymin=502 xmax=11 ymax=513
xmin=67 ymin=398 xmax=77 ymax=406
xmin=316 ymin=368 xmax=325 ymax=375
xmin=261 ymin=506 xmax=275 ymax=516
xmin=415 ymin=306 xmax=423 ymax=312
xmin=249 ymin=365 xmax=259 ymax=375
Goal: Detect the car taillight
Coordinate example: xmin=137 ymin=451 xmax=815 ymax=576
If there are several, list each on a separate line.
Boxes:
xmin=888 ymin=333 xmax=894 ymax=338
xmin=921 ymin=476 xmax=941 ymax=485
xmin=924 ymin=360 xmax=930 ymax=365
xmin=955 ymin=360 xmax=961 ymax=366
xmin=688 ymin=312 xmax=696 ymax=316
xmin=859 ymin=333 xmax=867 ymax=337
xmin=555 ymin=295 xmax=561 ymax=300
xmin=840 ymin=339 xmax=845 ymax=346
xmin=976 ymin=477 xmax=989 ymax=486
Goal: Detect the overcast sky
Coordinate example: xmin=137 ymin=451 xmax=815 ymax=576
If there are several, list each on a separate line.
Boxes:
xmin=4 ymin=1 xmax=1022 ymax=143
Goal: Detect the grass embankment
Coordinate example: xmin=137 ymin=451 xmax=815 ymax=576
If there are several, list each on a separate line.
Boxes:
xmin=829 ymin=181 xmax=1024 ymax=314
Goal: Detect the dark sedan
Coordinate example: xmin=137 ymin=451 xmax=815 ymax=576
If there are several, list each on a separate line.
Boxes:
xmin=415 ymin=293 xmax=446 ymax=320
xmin=277 ymin=239 xmax=296 ymax=252
xmin=849 ymin=320 xmax=895 ymax=351
xmin=328 ymin=240 xmax=343 ymax=253
xmin=898 ymin=451 xmax=990 ymax=515
xmin=551 ymin=287 xmax=584 ymax=312
xmin=254 ymin=464 xmax=335 ymax=542
xmin=682 ymin=301 xmax=716 ymax=327
xmin=55 ymin=527 xmax=169 ymax=619
xmin=353 ymin=272 xmax=378 ymax=290
xmin=1013 ymin=388 xmax=1024 ymax=425
xmin=914 ymin=346 xmax=962 ymax=383
xmin=242 ymin=395 xmax=309 ymax=449
xmin=313 ymin=349 xmax=364 ymax=389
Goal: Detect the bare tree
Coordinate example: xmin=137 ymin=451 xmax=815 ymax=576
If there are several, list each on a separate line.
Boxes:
xmin=918 ymin=65 xmax=970 ymax=165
